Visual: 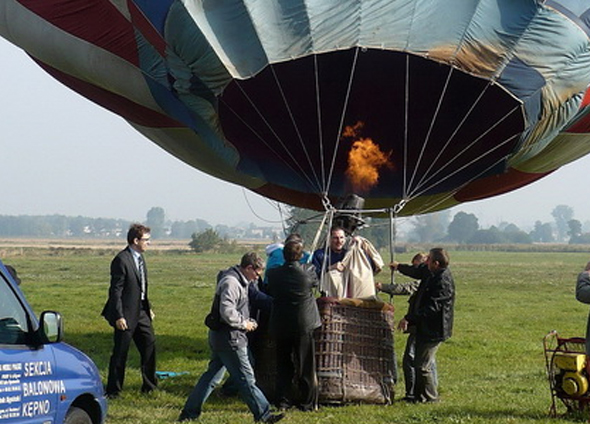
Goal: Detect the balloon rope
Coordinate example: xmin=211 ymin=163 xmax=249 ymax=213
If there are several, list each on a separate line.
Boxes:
xmin=413 ymin=134 xmax=519 ymax=200
xmin=219 ymin=94 xmax=320 ymax=193
xmin=325 ymin=47 xmax=361 ymax=194
xmin=269 ymin=66 xmax=323 ymax=191
xmin=398 ymin=59 xmax=524 ymax=203
xmin=318 ymin=210 xmax=335 ymax=296
xmin=408 ymin=105 xmax=522 ymax=198
xmin=277 ymin=202 xmax=287 ymax=235
xmin=314 ymin=54 xmax=327 ymax=190
xmin=403 ymin=146 xmax=515 ymax=217
xmin=403 ymin=55 xmax=410 ymax=201
xmin=240 ymin=188 xmax=286 ymax=224
xmin=414 ymin=81 xmax=493 ymax=191
xmin=389 ymin=207 xmax=396 ymax=287
xmin=407 ymin=66 xmax=455 ymax=192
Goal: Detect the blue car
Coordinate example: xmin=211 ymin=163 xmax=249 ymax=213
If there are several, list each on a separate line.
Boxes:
xmin=0 ymin=260 xmax=107 ymax=423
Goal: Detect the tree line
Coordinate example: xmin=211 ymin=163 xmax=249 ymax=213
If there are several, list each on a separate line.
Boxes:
xmin=1 ymin=204 xmax=588 ymax=249
xmin=0 ymin=207 xmax=279 ymax=240
xmin=282 ymin=204 xmax=590 ymax=249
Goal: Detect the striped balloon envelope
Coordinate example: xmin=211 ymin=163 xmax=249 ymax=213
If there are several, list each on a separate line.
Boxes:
xmin=1 ymin=0 xmax=590 ymax=216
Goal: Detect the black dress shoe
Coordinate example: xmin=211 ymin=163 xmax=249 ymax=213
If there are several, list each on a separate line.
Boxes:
xmin=263 ymin=413 xmax=285 ymax=423
xmin=177 ymin=412 xmax=199 ymax=422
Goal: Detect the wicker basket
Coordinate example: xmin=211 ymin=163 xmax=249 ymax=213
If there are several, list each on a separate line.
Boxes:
xmin=315 ymin=297 xmax=396 ymax=404
xmin=254 ymin=297 xmax=396 ymax=405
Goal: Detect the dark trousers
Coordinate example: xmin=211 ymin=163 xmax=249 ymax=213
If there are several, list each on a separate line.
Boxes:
xmin=106 ymin=309 xmax=157 ymax=395
xmin=275 ymin=332 xmax=318 ymax=411
xmin=402 ymin=332 xmax=438 ymax=399
xmin=413 ymin=340 xmax=440 ymax=402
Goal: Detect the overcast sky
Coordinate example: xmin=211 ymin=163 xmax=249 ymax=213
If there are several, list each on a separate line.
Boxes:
xmin=2 ymin=37 xmax=590 ymax=231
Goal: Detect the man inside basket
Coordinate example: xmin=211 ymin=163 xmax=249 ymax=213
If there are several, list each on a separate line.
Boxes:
xmin=311 ymin=226 xmax=384 ymax=299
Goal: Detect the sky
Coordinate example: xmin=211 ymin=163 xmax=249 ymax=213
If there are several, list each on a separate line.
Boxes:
xmin=2 ymin=36 xmax=590 ymax=231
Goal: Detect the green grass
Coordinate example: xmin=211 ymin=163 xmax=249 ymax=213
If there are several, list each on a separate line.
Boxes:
xmin=7 ymin=249 xmax=590 ymax=423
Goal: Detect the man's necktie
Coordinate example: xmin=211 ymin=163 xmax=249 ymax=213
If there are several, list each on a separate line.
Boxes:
xmin=138 ymin=255 xmax=146 ymax=300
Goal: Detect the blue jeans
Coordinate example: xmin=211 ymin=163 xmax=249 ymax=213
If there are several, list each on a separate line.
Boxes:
xmin=181 ymin=345 xmax=271 ymax=421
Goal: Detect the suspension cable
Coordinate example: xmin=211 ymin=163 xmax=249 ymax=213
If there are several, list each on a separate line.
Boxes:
xmin=314 ymin=54 xmax=327 ymax=190
xmin=325 ymin=47 xmax=361 ymax=194
xmin=223 ymin=82 xmax=322 ymax=193
xmin=219 ymin=98 xmax=320 ymax=193
xmin=407 ymin=66 xmax=455 ymax=191
xmin=403 ymin=55 xmax=410 ymax=201
xmin=388 ymin=207 xmax=396 ymax=291
xmin=270 ymin=66 xmax=323 ymax=191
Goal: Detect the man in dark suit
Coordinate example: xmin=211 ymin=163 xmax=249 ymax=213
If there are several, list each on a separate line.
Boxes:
xmin=102 ymin=223 xmax=157 ymax=398
xmin=267 ymin=240 xmax=321 ymax=411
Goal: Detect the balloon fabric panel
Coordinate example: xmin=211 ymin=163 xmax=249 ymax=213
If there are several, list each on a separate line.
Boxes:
xmin=1 ymin=0 xmax=590 ymax=216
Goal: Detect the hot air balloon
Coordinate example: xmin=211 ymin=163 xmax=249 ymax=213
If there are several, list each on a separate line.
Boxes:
xmin=1 ymin=0 xmax=590 ymax=216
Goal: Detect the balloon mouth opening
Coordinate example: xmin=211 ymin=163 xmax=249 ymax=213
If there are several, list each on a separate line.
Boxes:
xmin=218 ymin=48 xmax=525 ymax=212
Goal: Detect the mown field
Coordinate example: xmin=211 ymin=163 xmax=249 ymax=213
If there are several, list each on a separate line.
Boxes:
xmin=6 ymin=246 xmax=590 ymax=423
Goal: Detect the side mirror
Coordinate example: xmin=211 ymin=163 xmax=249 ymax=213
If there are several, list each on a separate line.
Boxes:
xmin=39 ymin=311 xmax=63 ymax=343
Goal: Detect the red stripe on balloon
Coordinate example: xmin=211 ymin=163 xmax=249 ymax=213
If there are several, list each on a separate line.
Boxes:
xmin=35 ymin=58 xmax=182 ymax=128
xmin=127 ymin=0 xmax=168 ymax=58
xmin=17 ymin=0 xmax=139 ymax=65
xmin=454 ymin=168 xmax=551 ymax=202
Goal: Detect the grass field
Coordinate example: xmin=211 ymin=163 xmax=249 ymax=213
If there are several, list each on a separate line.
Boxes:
xmin=6 ymin=246 xmax=590 ymax=423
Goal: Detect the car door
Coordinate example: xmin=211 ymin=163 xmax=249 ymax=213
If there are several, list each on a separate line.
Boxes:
xmin=0 ymin=274 xmax=58 ymax=423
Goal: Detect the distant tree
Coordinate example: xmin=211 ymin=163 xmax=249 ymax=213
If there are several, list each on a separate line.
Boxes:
xmin=448 ymin=212 xmax=479 ymax=244
xmin=215 ymin=224 xmax=232 ymax=238
xmin=571 ymin=233 xmax=590 ymax=244
xmin=499 ymin=223 xmax=532 ymax=244
xmin=410 ymin=211 xmax=449 ymax=242
xmin=504 ymin=229 xmax=532 ymax=244
xmin=552 ymin=205 xmax=574 ymax=242
xmin=568 ymin=219 xmax=583 ymax=241
xmin=69 ymin=216 xmax=90 ymax=237
xmin=530 ymin=221 xmax=554 ymax=243
xmin=356 ymin=218 xmax=392 ymax=250
xmin=469 ymin=227 xmax=505 ymax=244
xmin=146 ymin=207 xmax=166 ymax=238
xmin=286 ymin=206 xmax=324 ymax=246
xmin=189 ymin=229 xmax=223 ymax=253
xmin=502 ymin=223 xmax=520 ymax=233
xmin=170 ymin=219 xmax=212 ymax=239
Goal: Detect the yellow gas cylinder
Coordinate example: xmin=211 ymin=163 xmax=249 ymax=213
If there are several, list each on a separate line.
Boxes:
xmin=562 ymin=371 xmax=589 ymax=396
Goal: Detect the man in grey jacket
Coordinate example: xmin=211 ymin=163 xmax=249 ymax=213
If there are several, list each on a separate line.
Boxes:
xmin=179 ymin=252 xmax=283 ymax=423
xmin=575 ymin=261 xmax=590 ymax=355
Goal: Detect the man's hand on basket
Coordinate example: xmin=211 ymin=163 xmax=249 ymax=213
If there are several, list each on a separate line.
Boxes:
xmin=397 ymin=318 xmax=409 ymax=332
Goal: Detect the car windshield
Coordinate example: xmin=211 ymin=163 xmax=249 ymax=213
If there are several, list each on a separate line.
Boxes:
xmin=0 ymin=273 xmax=30 ymax=344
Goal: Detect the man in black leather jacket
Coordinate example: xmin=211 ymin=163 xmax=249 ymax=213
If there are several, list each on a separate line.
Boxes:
xmin=392 ymin=247 xmax=455 ymax=403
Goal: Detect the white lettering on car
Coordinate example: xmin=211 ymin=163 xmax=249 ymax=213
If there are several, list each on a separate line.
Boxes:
xmin=22 ymin=380 xmax=66 ymax=396
xmin=21 ymin=399 xmax=50 ymax=417
xmin=23 ymin=361 xmax=52 ymax=377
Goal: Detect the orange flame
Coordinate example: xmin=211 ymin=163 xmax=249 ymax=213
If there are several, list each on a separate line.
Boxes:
xmin=343 ymin=122 xmax=392 ymax=193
